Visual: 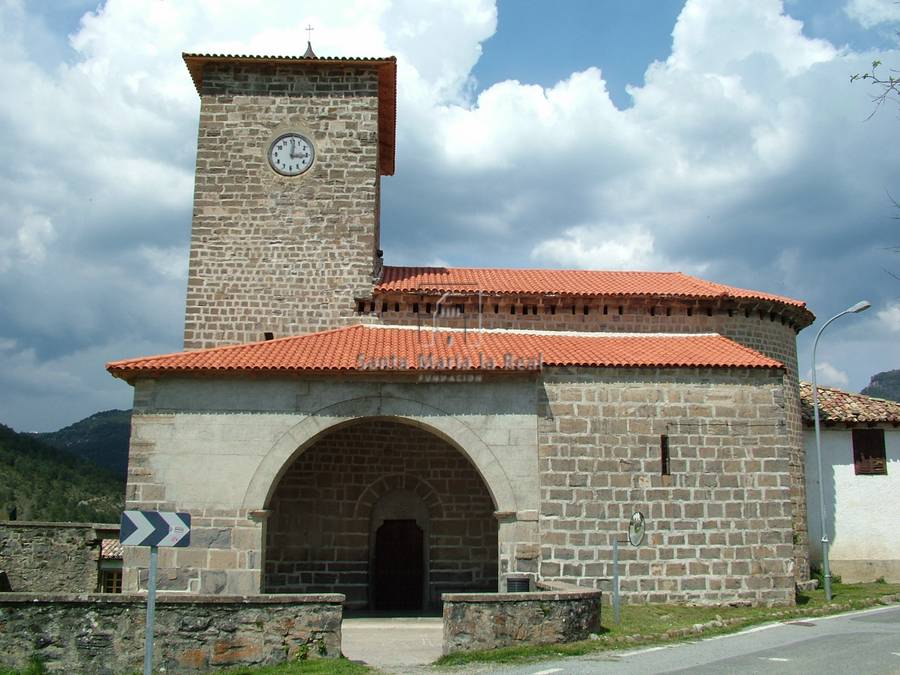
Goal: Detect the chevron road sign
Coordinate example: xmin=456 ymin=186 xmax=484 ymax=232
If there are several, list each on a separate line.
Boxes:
xmin=120 ymin=510 xmax=191 ymax=548
xmin=120 ymin=510 xmax=191 ymax=675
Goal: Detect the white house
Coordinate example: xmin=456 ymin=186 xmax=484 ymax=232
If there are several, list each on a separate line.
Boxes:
xmin=801 ymin=382 xmax=900 ymax=583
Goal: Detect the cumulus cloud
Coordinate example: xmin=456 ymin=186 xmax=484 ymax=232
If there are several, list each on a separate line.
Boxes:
xmin=1 ymin=0 xmax=899 ymax=428
xmin=813 ymin=362 xmax=851 ymax=388
xmin=845 ymin=0 xmax=900 ymax=28
xmin=532 ymin=224 xmax=660 ymax=271
xmin=878 ymin=302 xmax=900 ymax=332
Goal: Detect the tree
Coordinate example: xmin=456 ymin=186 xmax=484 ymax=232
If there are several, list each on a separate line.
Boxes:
xmin=851 ymin=60 xmax=900 ymax=118
xmin=851 ymin=60 xmax=900 ymax=280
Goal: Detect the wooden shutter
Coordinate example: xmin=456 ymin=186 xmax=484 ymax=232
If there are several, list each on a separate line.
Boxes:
xmin=852 ymin=428 xmax=886 ymax=475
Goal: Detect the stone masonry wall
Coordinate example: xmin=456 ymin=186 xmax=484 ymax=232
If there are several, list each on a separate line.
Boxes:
xmin=0 ymin=593 xmax=342 ymax=673
xmin=184 ymin=63 xmax=383 ymax=349
xmin=442 ymin=584 xmax=602 ymax=654
xmin=376 ymin=296 xmax=810 ymax=581
xmin=0 ymin=521 xmax=116 ymax=593
xmin=266 ymin=420 xmax=498 ymax=608
xmin=538 ymin=366 xmax=796 ymax=606
xmin=121 ymin=377 xmax=538 ymax=596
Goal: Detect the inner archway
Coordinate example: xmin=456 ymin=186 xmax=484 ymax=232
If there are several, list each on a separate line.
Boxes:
xmin=263 ymin=418 xmax=499 ymax=610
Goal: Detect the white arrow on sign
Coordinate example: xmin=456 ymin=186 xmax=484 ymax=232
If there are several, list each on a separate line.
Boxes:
xmin=121 ymin=511 xmax=155 ymax=546
xmin=158 ymin=512 xmax=190 ymax=547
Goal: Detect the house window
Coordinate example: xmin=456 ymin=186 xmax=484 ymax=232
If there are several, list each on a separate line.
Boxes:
xmin=852 ymin=428 xmax=887 ymax=475
xmin=99 ymin=568 xmax=123 ymax=593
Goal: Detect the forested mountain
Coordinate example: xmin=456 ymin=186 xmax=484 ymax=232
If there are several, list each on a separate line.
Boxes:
xmin=0 ymin=424 xmax=124 ymax=523
xmin=36 ymin=409 xmax=131 ymax=480
xmin=861 ymin=369 xmax=900 ymax=402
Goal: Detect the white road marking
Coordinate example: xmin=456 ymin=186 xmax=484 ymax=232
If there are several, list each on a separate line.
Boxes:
xmin=892 ymin=652 xmax=900 ymax=657
xmin=760 ymin=657 xmax=791 ymax=662
xmin=618 ymin=645 xmax=669 ymax=657
xmin=531 ymin=669 xmax=563 ymax=675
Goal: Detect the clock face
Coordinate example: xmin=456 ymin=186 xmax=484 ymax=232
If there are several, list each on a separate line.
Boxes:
xmin=268 ymin=133 xmax=315 ymax=176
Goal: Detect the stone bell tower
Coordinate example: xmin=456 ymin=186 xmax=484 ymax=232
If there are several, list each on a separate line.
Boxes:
xmin=181 ymin=52 xmax=396 ymax=349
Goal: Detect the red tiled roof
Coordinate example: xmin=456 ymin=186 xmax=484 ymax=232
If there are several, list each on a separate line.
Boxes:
xmin=101 ymin=539 xmax=124 ymax=560
xmin=182 ymin=53 xmax=397 ymax=176
xmin=376 ymin=266 xmax=810 ymax=312
xmin=800 ymin=382 xmax=900 ymax=425
xmin=107 ymin=325 xmax=782 ymax=380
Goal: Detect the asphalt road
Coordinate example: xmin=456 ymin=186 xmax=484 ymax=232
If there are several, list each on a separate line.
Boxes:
xmin=493 ymin=604 xmax=900 ymax=675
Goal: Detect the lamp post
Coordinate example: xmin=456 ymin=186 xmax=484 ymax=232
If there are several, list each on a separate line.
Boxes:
xmin=811 ymin=299 xmax=870 ymax=601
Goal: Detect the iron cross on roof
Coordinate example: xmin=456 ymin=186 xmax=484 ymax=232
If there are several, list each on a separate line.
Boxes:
xmin=303 ymin=24 xmax=317 ymax=59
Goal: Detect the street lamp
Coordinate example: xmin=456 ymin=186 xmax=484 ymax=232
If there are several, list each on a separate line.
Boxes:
xmin=811 ymin=299 xmax=871 ymax=601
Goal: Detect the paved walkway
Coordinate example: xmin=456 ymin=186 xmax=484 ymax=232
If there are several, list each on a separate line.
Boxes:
xmin=342 ymin=616 xmax=444 ymax=670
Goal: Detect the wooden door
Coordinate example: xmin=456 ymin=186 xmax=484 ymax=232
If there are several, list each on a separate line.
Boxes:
xmin=374 ymin=519 xmax=423 ymax=610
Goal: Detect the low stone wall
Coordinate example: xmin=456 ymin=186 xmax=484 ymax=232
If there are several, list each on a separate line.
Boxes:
xmin=442 ymin=583 xmax=602 ymax=654
xmin=0 ymin=520 xmax=118 ymax=593
xmin=0 ymin=593 xmax=343 ymax=673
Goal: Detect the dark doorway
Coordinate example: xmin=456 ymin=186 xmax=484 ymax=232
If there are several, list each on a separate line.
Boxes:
xmin=374 ymin=519 xmax=423 ymax=610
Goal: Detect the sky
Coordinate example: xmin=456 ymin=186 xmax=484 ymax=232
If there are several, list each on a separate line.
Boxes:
xmin=1 ymin=0 xmax=899 ymax=432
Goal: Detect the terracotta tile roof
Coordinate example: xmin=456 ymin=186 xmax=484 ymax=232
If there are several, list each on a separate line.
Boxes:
xmin=100 ymin=539 xmax=124 ymax=560
xmin=182 ymin=53 xmax=396 ymax=175
xmin=107 ymin=325 xmax=782 ymax=380
xmin=376 ymin=267 xmax=811 ymax=319
xmin=799 ymin=382 xmax=900 ymax=425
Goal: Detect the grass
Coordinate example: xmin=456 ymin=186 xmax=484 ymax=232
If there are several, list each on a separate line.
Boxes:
xmin=223 ymin=658 xmax=373 ymax=674
xmin=435 ymin=581 xmax=900 ymax=668
xmin=0 ymin=656 xmax=374 ymax=675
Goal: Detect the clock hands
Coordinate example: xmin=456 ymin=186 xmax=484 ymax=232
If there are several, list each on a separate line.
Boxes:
xmin=288 ymin=139 xmax=309 ymax=160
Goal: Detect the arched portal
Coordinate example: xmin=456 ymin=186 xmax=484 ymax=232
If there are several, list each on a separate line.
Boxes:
xmin=263 ymin=419 xmax=499 ymax=610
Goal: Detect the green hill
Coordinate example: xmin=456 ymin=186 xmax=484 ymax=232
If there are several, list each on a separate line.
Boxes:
xmin=861 ymin=369 xmax=900 ymax=402
xmin=36 ymin=409 xmax=131 ymax=480
xmin=0 ymin=424 xmax=124 ymax=523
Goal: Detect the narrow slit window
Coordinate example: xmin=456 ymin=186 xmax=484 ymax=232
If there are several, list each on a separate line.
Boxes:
xmin=412 ymin=303 xmax=419 ymax=314
xmin=661 ymin=434 xmax=671 ymax=476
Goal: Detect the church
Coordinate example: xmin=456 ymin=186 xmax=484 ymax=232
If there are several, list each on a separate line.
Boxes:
xmin=107 ymin=50 xmax=814 ymax=609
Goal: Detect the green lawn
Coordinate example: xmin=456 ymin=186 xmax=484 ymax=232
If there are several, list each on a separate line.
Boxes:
xmin=223 ymin=658 xmax=373 ymax=674
xmin=435 ymin=581 xmax=900 ymax=668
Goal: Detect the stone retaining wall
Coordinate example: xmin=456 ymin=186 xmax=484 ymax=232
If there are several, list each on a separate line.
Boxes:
xmin=0 ymin=593 xmax=343 ymax=673
xmin=442 ymin=583 xmax=602 ymax=654
xmin=0 ymin=521 xmax=118 ymax=593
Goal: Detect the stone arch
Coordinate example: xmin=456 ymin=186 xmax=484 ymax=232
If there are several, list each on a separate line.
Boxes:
xmin=242 ymin=394 xmax=517 ymax=515
xmin=353 ymin=473 xmax=446 ymax=520
xmin=262 ymin=416 xmax=501 ymax=605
